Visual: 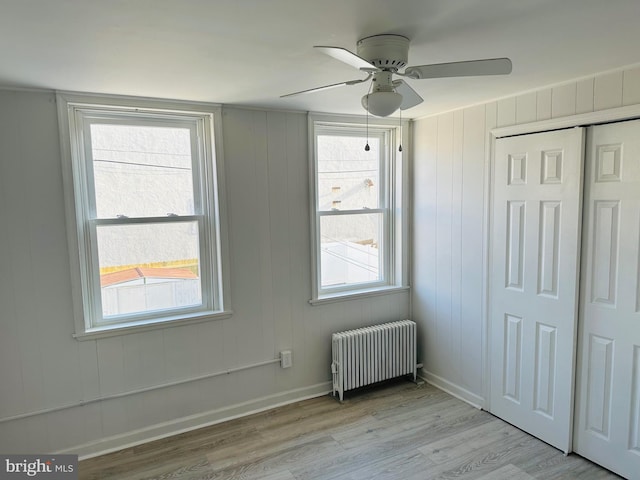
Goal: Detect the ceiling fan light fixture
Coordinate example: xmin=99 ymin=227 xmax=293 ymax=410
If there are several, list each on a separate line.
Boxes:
xmin=361 ymin=91 xmax=403 ymax=117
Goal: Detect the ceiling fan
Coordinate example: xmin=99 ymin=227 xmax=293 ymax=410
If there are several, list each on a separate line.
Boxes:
xmin=282 ymin=34 xmax=512 ymax=117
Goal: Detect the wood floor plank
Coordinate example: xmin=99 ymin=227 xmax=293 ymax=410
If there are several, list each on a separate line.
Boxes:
xmin=418 ymin=418 xmax=525 ymax=464
xmin=335 ymin=449 xmax=435 ymax=480
xmin=207 ymin=435 xmax=344 ymax=480
xmin=289 ymin=404 xmax=492 ymax=480
xmin=79 ymin=380 xmax=621 ymax=480
xmin=414 ymin=433 xmax=545 ymax=479
xmin=475 ymin=464 xmax=536 ymax=480
xmin=329 ymin=414 xmax=402 ymax=448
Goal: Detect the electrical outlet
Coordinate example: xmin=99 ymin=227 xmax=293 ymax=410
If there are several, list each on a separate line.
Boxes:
xmin=280 ymin=350 xmax=292 ymax=368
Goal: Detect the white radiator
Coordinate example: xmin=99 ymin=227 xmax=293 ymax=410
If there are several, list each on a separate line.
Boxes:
xmin=331 ymin=320 xmax=417 ymax=401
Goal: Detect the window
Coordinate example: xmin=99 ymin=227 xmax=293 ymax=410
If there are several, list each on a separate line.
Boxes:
xmin=310 ymin=116 xmax=408 ymax=302
xmin=58 ymin=95 xmax=229 ymax=337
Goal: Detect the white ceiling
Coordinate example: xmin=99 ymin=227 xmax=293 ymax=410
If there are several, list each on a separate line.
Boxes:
xmin=2 ymin=0 xmax=640 ymax=119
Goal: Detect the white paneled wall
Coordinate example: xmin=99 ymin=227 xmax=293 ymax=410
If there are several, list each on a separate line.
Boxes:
xmin=412 ymin=64 xmax=640 ymax=406
xmin=0 ymin=92 xmax=410 ymax=456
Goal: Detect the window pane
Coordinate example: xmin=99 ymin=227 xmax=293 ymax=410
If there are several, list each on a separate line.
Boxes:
xmin=97 ymin=222 xmax=202 ymax=318
xmin=320 ymin=213 xmax=382 ymax=288
xmin=91 ymin=124 xmax=195 ymax=218
xmin=317 ymin=135 xmax=380 ymax=211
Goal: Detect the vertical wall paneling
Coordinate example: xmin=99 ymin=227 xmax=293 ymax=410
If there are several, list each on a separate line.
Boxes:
xmin=594 ymin=71 xmax=624 ymax=111
xmin=435 ymin=113 xmax=454 ymax=381
xmin=552 ymin=83 xmax=577 ymax=118
xmin=516 ymin=93 xmax=537 ymax=125
xmin=225 ymin=109 xmax=269 ymax=365
xmin=483 ymin=102 xmax=498 ymax=403
xmin=194 ymin=320 xmax=225 ymax=375
xmin=412 ymin=116 xmax=438 ymax=379
xmin=162 ymin=325 xmax=201 ymax=382
xmin=77 ymin=340 xmax=100 ymax=404
xmin=623 ymin=66 xmax=640 ymax=106
xmin=413 ymin=104 xmax=490 ymax=403
xmin=0 ymin=93 xmax=48 ymax=418
xmin=461 ymin=105 xmax=486 ymax=394
xmin=99 ymin=397 xmax=128 ymax=440
xmin=24 ymin=416 xmax=51 ymax=454
xmin=497 ymin=97 xmax=516 ymax=127
xmin=121 ymin=331 xmax=165 ymax=390
xmin=536 ymin=89 xmax=552 ymax=120
xmin=284 ymin=113 xmax=311 ymax=391
xmin=576 ymin=78 xmax=595 ymax=114
xmin=256 ymin=111 xmax=277 ymax=363
xmin=18 ymin=96 xmax=83 ymax=410
xmin=451 ymin=111 xmax=464 ymax=384
xmin=96 ymin=336 xmax=126 ymax=397
xmin=266 ymin=112 xmax=292 ymax=360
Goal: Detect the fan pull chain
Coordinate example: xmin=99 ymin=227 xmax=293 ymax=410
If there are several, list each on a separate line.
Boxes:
xmin=365 ymin=81 xmax=372 ymax=151
xmin=399 ymin=109 xmax=403 ymax=152
xmin=365 ymin=112 xmax=370 ymax=151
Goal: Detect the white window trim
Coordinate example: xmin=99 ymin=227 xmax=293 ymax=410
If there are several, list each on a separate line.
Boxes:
xmin=308 ymin=113 xmax=409 ymax=305
xmin=57 ymin=92 xmax=232 ymax=339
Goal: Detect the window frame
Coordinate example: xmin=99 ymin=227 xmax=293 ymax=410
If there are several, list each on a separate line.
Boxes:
xmin=57 ymin=93 xmax=232 ymax=339
xmin=309 ymin=114 xmax=409 ymax=304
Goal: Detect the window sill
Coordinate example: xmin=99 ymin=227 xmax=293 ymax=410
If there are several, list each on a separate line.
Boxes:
xmin=73 ymin=310 xmax=233 ymax=341
xmin=309 ymin=286 xmax=410 ymax=306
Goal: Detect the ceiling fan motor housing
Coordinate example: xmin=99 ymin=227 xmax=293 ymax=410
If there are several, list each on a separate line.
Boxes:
xmin=357 ymin=34 xmax=410 ymax=71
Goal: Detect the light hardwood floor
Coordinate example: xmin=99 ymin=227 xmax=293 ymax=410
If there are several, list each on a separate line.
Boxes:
xmin=79 ymin=380 xmax=622 ymax=479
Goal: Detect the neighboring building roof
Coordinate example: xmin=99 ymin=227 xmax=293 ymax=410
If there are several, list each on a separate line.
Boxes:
xmin=100 ymin=267 xmax=198 ymax=287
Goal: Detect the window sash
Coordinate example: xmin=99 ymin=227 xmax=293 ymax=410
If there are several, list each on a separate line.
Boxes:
xmin=87 ymin=216 xmax=210 ymax=326
xmin=68 ymin=106 xmax=224 ymax=330
xmin=81 ymin=115 xmax=203 ymax=220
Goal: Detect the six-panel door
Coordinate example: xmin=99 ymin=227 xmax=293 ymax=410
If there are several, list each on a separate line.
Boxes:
xmin=574 ymin=119 xmax=640 ymax=479
xmin=490 ymin=128 xmax=584 ymax=453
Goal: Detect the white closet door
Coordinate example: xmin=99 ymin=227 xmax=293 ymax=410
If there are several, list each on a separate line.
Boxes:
xmin=490 ymin=128 xmax=584 ymax=453
xmin=574 ymin=120 xmax=640 ymax=479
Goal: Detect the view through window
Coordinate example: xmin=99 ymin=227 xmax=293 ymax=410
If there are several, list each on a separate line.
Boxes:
xmin=91 ymin=124 xmax=203 ymax=318
xmin=317 ymin=133 xmax=384 ymax=288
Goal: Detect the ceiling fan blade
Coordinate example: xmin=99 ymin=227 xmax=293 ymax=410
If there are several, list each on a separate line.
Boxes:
xmin=404 ymin=58 xmax=512 ymax=79
xmin=281 ymin=74 xmax=373 ymax=98
xmin=280 ymin=81 xmax=351 ymax=98
xmin=394 ymin=80 xmax=423 ymax=110
xmin=315 ymin=46 xmax=377 ymax=71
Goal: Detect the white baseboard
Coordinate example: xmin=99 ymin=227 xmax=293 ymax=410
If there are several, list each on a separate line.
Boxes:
xmin=419 ymin=369 xmax=485 ymax=410
xmin=61 ymin=381 xmax=332 ymax=460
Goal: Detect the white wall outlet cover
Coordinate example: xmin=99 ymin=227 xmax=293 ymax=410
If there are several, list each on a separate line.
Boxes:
xmin=280 ymin=350 xmax=292 ymax=368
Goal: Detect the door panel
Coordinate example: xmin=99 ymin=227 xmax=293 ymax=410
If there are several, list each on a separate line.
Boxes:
xmin=574 ymin=120 xmax=640 ymax=479
xmin=490 ymin=128 xmax=584 ymax=453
